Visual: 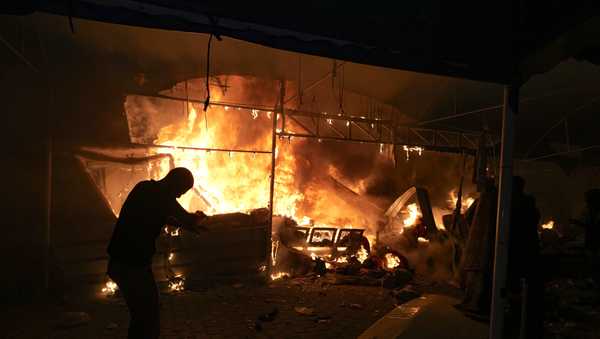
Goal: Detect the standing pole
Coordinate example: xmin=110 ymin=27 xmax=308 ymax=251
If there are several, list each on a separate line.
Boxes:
xmin=43 ymin=135 xmax=52 ymax=293
xmin=267 ymin=80 xmax=285 ymax=276
xmin=490 ymin=85 xmax=519 ymax=339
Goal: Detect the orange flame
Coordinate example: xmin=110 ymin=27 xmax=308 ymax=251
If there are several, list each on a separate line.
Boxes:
xmin=541 ymin=220 xmax=554 ymax=230
xmin=448 ymin=190 xmax=475 ymax=213
xmin=384 ymin=253 xmax=401 ymax=269
xmin=355 ymin=245 xmax=368 ymax=263
xmin=270 ymin=272 xmax=290 ymax=280
xmin=101 ymin=280 xmax=118 ymax=296
xmin=403 ymin=203 xmax=421 ymax=228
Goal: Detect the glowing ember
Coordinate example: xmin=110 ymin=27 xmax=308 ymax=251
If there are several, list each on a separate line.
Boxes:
xmin=258 ymin=265 xmax=267 ymax=272
xmin=355 ymin=245 xmax=368 ymax=264
xmin=101 ymin=280 xmax=118 ymax=296
xmin=168 ymin=253 xmax=174 ymax=261
xmin=448 ymin=190 xmax=475 ymax=213
xmin=270 ymin=272 xmax=290 ymax=280
xmin=335 ymin=256 xmax=348 ymax=264
xmin=403 ymin=203 xmax=421 ymax=228
xmin=384 ymin=253 xmax=401 ymax=269
xmin=541 ymin=220 xmax=554 ymax=230
xmin=169 ymin=276 xmax=185 ymax=292
xmin=417 ymin=237 xmax=429 ymax=244
xmin=170 ymin=228 xmax=180 ymax=237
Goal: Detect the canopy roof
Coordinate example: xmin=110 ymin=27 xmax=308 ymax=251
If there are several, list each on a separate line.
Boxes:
xmin=6 ymin=0 xmax=600 ymax=84
xmin=2 ymin=2 xmax=600 ymax=168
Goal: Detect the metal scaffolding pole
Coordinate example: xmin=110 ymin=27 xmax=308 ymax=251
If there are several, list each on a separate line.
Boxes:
xmin=43 ymin=136 xmax=52 ymax=293
xmin=490 ymin=85 xmax=518 ymax=339
xmin=267 ymin=80 xmax=285 ymax=276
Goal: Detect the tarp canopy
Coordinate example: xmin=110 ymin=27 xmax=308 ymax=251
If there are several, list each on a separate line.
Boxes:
xmin=2 ymin=2 xmax=600 ymax=167
xmin=5 ymin=0 xmax=600 ymax=83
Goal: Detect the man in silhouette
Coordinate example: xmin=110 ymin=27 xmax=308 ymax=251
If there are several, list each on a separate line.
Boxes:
xmin=107 ymin=167 xmax=206 ymax=339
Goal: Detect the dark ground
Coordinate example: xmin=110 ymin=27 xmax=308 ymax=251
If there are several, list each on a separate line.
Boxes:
xmin=2 ymin=244 xmax=600 ymax=338
xmin=2 ymin=275 xmax=405 ymax=339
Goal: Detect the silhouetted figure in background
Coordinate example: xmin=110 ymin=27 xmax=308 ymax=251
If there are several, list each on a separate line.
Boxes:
xmin=107 ymin=167 xmax=206 ymax=339
xmin=507 ymin=176 xmax=542 ymax=339
xmin=572 ymin=189 xmax=600 ymax=282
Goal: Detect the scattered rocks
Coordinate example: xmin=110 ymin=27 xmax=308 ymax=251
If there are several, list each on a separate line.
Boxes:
xmin=294 ymin=306 xmax=315 ymax=316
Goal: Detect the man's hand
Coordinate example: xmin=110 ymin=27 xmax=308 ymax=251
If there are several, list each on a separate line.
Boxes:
xmin=191 ymin=211 xmax=209 ymax=233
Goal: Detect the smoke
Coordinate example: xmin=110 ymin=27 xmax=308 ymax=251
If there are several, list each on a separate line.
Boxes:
xmin=402 ymin=241 xmax=455 ymax=282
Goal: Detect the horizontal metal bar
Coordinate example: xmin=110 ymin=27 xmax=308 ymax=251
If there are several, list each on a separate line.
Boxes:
xmin=130 ymin=142 xmax=273 ymax=154
xmin=286 ymin=108 xmax=392 ymax=124
xmin=131 ymin=93 xmax=274 ymax=112
xmin=56 ymin=141 xmax=273 ymax=155
xmin=277 ymin=132 xmax=476 ymax=154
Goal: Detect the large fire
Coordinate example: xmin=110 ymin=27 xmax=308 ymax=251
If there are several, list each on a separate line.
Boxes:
xmin=120 ymin=76 xmax=401 ymax=284
xmin=152 ymin=102 xmax=302 ymax=217
xmin=124 ymin=76 xmax=384 ymax=233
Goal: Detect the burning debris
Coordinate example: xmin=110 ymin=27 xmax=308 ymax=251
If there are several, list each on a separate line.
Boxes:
xmin=168 ymin=275 xmax=185 ymax=292
xmin=542 ymin=220 xmax=555 ymax=230
xmin=384 ymin=253 xmax=401 ymax=270
xmin=101 ymin=280 xmax=118 ymax=296
xmin=270 ymin=272 xmax=290 ymax=281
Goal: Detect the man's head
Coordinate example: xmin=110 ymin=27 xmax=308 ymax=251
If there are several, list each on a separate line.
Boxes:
xmin=513 ymin=176 xmax=525 ymax=195
xmin=161 ymin=167 xmax=194 ymax=198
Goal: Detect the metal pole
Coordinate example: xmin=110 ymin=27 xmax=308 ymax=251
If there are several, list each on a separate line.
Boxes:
xmin=43 ymin=136 xmax=52 ymax=293
xmin=267 ymin=80 xmax=284 ymax=276
xmin=490 ymin=85 xmax=518 ymax=339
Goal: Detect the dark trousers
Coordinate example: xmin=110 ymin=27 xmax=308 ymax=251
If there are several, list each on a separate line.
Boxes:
xmin=107 ymin=260 xmax=160 ymax=339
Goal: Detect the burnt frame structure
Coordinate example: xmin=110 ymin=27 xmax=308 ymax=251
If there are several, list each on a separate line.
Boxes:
xmin=126 ymin=81 xmax=491 ymax=276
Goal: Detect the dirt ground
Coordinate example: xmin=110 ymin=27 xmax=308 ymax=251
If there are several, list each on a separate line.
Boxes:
xmin=2 ymin=275 xmax=403 ymax=339
xmin=2 ymin=250 xmax=599 ymax=339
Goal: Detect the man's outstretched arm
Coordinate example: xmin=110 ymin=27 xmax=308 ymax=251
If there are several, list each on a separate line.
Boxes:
xmin=167 ymin=200 xmax=208 ymax=235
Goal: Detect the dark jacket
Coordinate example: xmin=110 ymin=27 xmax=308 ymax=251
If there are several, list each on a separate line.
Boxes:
xmin=107 ymin=180 xmax=195 ymax=267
